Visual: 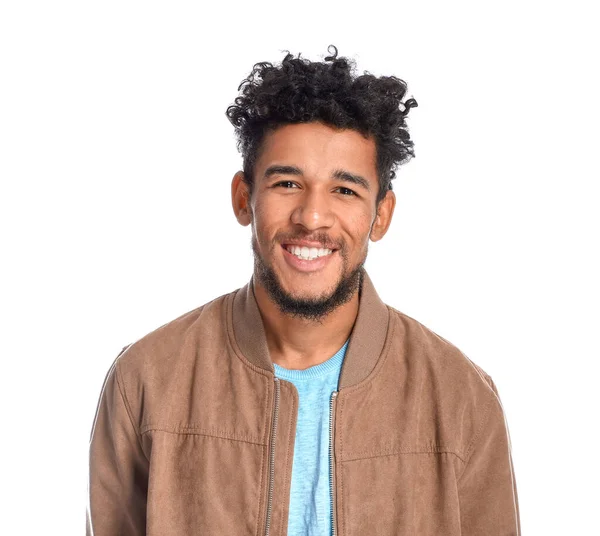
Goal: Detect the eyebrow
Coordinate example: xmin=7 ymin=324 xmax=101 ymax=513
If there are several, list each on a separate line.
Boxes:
xmin=263 ymin=165 xmax=371 ymax=192
xmin=332 ymin=169 xmax=371 ymax=192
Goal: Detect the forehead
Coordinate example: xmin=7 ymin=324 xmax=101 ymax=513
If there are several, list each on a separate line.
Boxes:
xmin=255 ymin=122 xmax=378 ymax=182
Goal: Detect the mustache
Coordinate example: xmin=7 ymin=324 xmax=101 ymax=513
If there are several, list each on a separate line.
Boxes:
xmin=277 ymin=233 xmax=342 ymax=251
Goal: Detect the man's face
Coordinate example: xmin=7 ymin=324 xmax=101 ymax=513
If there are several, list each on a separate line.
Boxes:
xmin=233 ymin=121 xmax=395 ymax=322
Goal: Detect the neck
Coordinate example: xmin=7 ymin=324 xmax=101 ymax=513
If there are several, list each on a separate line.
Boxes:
xmin=253 ymin=279 xmax=360 ymax=370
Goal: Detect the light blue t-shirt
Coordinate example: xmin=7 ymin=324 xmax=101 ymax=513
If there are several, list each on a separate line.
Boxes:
xmin=273 ymin=339 xmax=349 ymax=536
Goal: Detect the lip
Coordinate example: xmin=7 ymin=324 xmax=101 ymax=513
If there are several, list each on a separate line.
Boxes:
xmin=281 ymin=244 xmax=337 ymax=273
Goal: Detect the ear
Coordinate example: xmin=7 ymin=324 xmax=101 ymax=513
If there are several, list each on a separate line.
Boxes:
xmin=231 ymin=171 xmax=252 ymax=226
xmin=369 ymin=190 xmax=396 ymax=242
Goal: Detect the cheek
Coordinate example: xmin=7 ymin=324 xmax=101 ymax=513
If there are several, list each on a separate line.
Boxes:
xmin=254 ymin=199 xmax=290 ymax=229
xmin=252 ymin=203 xmax=285 ymax=246
xmin=342 ymin=210 xmax=373 ymax=243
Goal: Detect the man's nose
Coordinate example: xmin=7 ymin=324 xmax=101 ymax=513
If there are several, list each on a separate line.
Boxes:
xmin=289 ymin=190 xmax=335 ymax=230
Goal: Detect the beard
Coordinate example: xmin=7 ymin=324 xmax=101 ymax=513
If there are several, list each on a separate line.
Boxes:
xmin=251 ymin=234 xmax=366 ymax=324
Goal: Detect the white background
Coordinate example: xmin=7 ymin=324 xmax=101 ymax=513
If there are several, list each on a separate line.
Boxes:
xmin=1 ymin=1 xmax=598 ymax=534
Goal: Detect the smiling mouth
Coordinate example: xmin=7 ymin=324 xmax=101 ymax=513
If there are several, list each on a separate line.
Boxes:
xmin=281 ymin=243 xmax=338 ymax=262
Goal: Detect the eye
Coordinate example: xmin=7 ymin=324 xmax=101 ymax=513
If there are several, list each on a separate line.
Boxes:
xmin=335 ymin=187 xmax=357 ymax=196
xmin=273 ymin=181 xmax=299 ymax=189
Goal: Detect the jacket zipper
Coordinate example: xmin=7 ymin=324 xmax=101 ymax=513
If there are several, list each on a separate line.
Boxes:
xmin=329 ymin=390 xmax=338 ymax=536
xmin=265 ymin=377 xmax=280 ymax=536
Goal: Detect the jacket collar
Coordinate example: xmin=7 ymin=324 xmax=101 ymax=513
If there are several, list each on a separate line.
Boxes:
xmin=231 ymin=267 xmax=390 ymax=390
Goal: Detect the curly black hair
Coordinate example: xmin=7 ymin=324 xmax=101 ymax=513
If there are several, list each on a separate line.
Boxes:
xmin=226 ymin=45 xmax=418 ymax=206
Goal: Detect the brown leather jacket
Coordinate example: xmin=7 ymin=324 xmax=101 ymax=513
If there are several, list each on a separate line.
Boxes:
xmin=87 ymin=269 xmax=521 ymax=535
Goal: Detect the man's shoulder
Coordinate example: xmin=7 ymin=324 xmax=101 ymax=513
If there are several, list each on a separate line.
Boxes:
xmin=114 ymin=287 xmax=238 ymax=379
xmin=386 ymin=304 xmax=495 ymax=396
xmin=384 ymin=305 xmax=505 ymax=468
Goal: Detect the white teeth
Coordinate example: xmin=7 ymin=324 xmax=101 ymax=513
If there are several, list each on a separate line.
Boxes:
xmin=285 ymin=245 xmax=333 ymax=260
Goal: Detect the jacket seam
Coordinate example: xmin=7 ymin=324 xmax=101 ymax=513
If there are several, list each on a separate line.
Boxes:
xmin=456 ymin=388 xmax=496 ymax=482
xmin=278 ymin=382 xmax=297 ymax=536
xmin=139 ymin=425 xmax=266 ymax=446
xmin=254 ymin=426 xmax=267 ymax=536
xmin=341 ymin=447 xmax=466 ymax=464
xmin=115 ymin=361 xmax=149 ymax=462
xmin=260 ymin=370 xmax=272 ymax=446
xmin=339 ymin=391 xmax=346 ymax=536
xmin=256 ymin=378 xmax=273 ymax=535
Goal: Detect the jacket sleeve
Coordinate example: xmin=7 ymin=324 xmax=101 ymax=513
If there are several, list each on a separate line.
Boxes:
xmin=457 ymin=376 xmax=521 ymax=535
xmin=86 ymin=346 xmax=149 ymax=535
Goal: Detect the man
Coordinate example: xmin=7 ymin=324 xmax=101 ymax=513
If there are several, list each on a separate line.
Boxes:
xmin=87 ymin=46 xmax=521 ymax=535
